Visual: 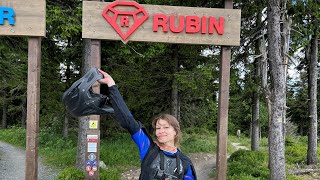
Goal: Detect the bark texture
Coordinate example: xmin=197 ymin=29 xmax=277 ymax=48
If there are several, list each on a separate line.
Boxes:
xmin=171 ymin=44 xmax=180 ymax=120
xmin=2 ymin=97 xmax=7 ymax=129
xmin=307 ymin=33 xmax=318 ymax=165
xmin=267 ymin=0 xmax=286 ymax=179
xmin=75 ymin=38 xmax=91 ymax=170
xmin=21 ymin=97 xmax=27 ymax=128
xmin=63 ymin=114 xmax=69 ymax=138
xmin=251 ymin=9 xmax=263 ymax=151
xmin=280 ymin=1 xmax=291 ymax=138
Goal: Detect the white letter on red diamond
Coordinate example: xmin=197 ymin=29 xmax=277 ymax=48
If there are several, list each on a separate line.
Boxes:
xmin=102 ymin=1 xmax=149 ymax=41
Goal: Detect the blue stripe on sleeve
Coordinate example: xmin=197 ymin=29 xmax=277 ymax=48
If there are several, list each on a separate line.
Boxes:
xmin=183 ymin=166 xmax=195 ymax=180
xmin=132 ymin=129 xmax=151 ymax=160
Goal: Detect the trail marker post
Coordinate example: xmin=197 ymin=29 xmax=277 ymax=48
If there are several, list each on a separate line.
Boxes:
xmin=0 ymin=1 xmax=46 ymax=180
xmin=83 ymin=38 xmax=102 ymax=179
xmin=82 ymin=0 xmax=240 ymax=179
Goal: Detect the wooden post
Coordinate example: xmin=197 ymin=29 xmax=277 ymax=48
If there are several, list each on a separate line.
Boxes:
xmin=216 ymin=1 xmax=233 ymax=179
xmin=84 ymin=39 xmax=101 ymax=179
xmin=25 ymin=37 xmax=41 ymax=180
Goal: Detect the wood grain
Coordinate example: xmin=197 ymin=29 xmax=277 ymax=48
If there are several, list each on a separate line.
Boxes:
xmin=0 ymin=0 xmax=46 ymax=37
xmin=25 ymin=37 xmax=41 ymax=180
xmin=83 ymin=1 xmax=241 ymax=46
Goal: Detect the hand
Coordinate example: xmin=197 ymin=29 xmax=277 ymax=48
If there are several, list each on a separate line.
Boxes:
xmin=97 ymin=69 xmax=116 ymax=87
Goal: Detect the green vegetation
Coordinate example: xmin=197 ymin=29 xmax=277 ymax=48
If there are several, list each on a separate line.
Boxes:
xmin=0 ymin=127 xmax=215 ymax=179
xmin=285 ymin=137 xmax=308 ymax=165
xmin=227 ymin=137 xmax=320 ymax=180
xmin=1 ymin=127 xmax=319 ymax=179
xmin=57 ymin=168 xmax=84 ymax=180
xmin=181 ymin=128 xmax=216 ymax=153
xmin=228 ymin=150 xmax=269 ymax=179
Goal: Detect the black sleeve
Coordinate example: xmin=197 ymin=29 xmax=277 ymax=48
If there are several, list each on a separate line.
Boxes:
xmin=108 ymin=85 xmax=141 ymax=135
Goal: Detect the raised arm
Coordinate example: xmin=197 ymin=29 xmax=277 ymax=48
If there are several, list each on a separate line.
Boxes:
xmin=98 ymin=70 xmax=151 ymax=159
xmin=98 ymin=69 xmax=140 ymax=135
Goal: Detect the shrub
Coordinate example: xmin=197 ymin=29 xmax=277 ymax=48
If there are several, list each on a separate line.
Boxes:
xmin=180 ymin=130 xmax=216 ymax=153
xmin=285 ymin=139 xmax=307 ymax=164
xmin=57 ymin=168 xmax=84 ymax=180
xmin=99 ymin=168 xmax=121 ymax=180
xmin=0 ymin=126 xmax=26 ymax=147
xmin=228 ymin=150 xmax=269 ymax=179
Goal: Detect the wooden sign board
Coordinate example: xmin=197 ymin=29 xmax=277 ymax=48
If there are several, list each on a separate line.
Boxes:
xmin=83 ymin=1 xmax=241 ymax=46
xmin=0 ymin=0 xmax=46 ymax=37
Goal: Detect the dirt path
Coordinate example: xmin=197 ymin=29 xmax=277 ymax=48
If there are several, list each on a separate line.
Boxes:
xmin=0 ymin=140 xmax=249 ymax=179
xmin=0 ymin=141 xmax=60 ymax=180
xmin=121 ymin=142 xmax=249 ymax=180
xmin=231 ymin=142 xmax=249 ymax=151
xmin=121 ymin=152 xmax=216 ymax=180
xmin=188 ymin=153 xmax=216 ymax=180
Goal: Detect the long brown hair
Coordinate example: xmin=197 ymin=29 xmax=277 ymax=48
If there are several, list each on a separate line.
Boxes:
xmin=152 ymin=114 xmax=182 ymax=148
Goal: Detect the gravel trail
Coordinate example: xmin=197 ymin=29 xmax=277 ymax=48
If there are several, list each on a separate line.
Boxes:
xmin=121 ymin=142 xmax=250 ymax=180
xmin=231 ymin=142 xmax=249 ymax=151
xmin=121 ymin=152 xmax=216 ymax=180
xmin=0 ymin=141 xmax=60 ymax=180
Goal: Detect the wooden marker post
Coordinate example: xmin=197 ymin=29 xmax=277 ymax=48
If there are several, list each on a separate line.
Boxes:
xmin=25 ymin=37 xmax=42 ymax=180
xmin=84 ymin=39 xmax=101 ymax=180
xmin=216 ymin=1 xmax=233 ymax=179
xmin=0 ymin=1 xmax=45 ymax=179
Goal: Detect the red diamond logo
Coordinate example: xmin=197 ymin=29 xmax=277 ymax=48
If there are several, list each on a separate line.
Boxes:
xmin=102 ymin=1 xmax=149 ymax=42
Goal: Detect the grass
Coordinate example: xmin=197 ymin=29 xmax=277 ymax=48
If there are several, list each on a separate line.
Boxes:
xmin=182 ymin=127 xmax=216 ymax=153
xmin=227 ymin=136 xmax=320 ymax=180
xmin=0 ymin=126 xmax=26 ymax=147
xmin=0 ymin=127 xmax=218 ymax=179
xmin=1 ymin=127 xmax=319 ymax=179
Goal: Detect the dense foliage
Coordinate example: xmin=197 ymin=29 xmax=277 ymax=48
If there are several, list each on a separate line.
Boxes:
xmin=0 ymin=0 xmax=319 ymax=178
xmin=0 ymin=0 xmax=318 ymax=137
xmin=228 ymin=149 xmax=269 ymax=179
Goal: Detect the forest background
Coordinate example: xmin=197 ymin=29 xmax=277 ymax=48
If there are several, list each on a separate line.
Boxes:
xmin=0 ymin=0 xmax=319 ymax=179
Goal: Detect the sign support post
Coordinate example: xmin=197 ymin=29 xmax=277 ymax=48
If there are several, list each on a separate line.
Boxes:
xmin=0 ymin=1 xmax=45 ymax=179
xmin=216 ymin=1 xmax=233 ymax=179
xmin=84 ymin=39 xmax=101 ymax=180
xmin=83 ymin=0 xmax=102 ymax=177
xmin=216 ymin=47 xmax=231 ymax=180
xmin=25 ymin=37 xmax=42 ymax=180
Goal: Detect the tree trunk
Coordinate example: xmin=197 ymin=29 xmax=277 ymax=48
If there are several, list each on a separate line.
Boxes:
xmin=76 ymin=38 xmax=91 ymax=170
xmin=76 ymin=116 xmax=89 ymax=170
xmin=171 ymin=44 xmax=180 ymax=120
xmin=267 ymin=0 xmax=286 ymax=179
xmin=21 ymin=97 xmax=27 ymax=128
xmin=2 ymin=97 xmax=7 ymax=129
xmin=300 ymin=121 xmax=304 ymax=136
xmin=260 ymin=35 xmax=270 ymax=119
xmin=63 ymin=114 xmax=69 ymax=138
xmin=251 ymin=85 xmax=260 ymax=151
xmin=307 ymin=33 xmax=318 ymax=165
xmin=280 ymin=1 xmax=291 ymax=138
xmin=63 ymin=59 xmax=71 ymax=138
xmin=251 ymin=9 xmax=263 ymax=151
